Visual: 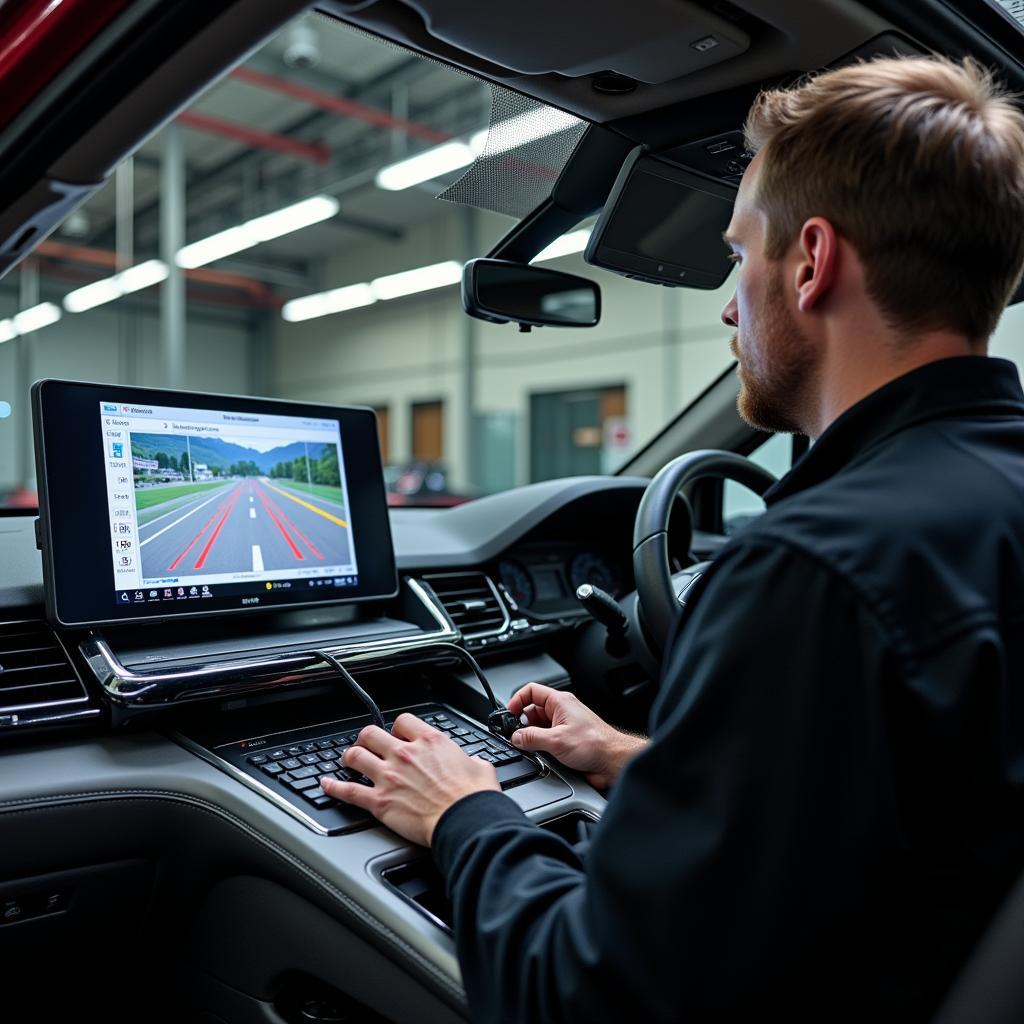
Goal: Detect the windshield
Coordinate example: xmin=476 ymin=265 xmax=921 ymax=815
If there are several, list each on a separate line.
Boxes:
xmin=2 ymin=12 xmax=1023 ymax=512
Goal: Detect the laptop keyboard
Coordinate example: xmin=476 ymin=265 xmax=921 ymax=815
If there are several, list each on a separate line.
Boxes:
xmin=213 ymin=702 xmax=542 ymax=835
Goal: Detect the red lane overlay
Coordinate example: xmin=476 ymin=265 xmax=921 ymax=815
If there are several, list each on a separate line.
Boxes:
xmin=251 ymin=481 xmax=323 ymax=561
xmin=253 ymin=483 xmax=304 ymax=560
xmin=166 ymin=485 xmax=239 ymax=572
xmin=194 ymin=484 xmax=245 ymax=569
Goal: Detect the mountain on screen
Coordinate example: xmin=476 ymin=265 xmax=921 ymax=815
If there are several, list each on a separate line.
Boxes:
xmin=131 ymin=433 xmax=328 ymax=473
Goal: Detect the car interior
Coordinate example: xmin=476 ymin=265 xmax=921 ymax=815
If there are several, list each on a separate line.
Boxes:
xmin=2 ymin=1 xmax=1024 ymax=1021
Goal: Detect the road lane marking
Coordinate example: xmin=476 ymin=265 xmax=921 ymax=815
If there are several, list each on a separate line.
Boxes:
xmin=167 ymin=494 xmax=233 ymax=571
xmin=252 ymin=545 xmax=264 ymax=572
xmin=194 ymin=485 xmax=244 ymax=569
xmin=140 ymin=486 xmax=231 ymax=545
xmin=260 ymin=479 xmax=348 ymax=527
xmin=249 ymin=507 xmax=256 ymax=519
xmin=249 ymin=495 xmax=254 ymax=503
xmin=254 ymin=484 xmax=304 ymax=559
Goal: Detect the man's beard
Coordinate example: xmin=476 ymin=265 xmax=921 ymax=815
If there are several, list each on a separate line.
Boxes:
xmin=731 ymin=269 xmax=817 ymax=434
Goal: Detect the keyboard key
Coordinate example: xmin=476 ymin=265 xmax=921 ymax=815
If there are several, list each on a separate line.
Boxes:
xmin=305 ymin=793 xmax=335 ymax=808
xmin=247 ymin=754 xmax=268 ymax=765
xmin=316 ymin=739 xmax=335 ymax=750
xmin=476 ymin=752 xmax=497 ymax=764
xmin=286 ymin=746 xmax=304 ymax=757
xmin=451 ymin=727 xmax=470 ymax=737
xmin=316 ymin=761 xmax=337 ymax=773
xmin=299 ymin=753 xmax=320 ymax=765
xmin=262 ymin=762 xmax=284 ymax=776
xmin=318 ymin=771 xmax=338 ymax=782
xmin=433 ymin=714 xmax=450 ymax=723
xmin=495 ymin=752 xmax=522 ymax=765
xmin=451 ymin=736 xmax=469 ymax=747
xmin=300 ymin=742 xmax=319 ymax=753
xmin=280 ymin=758 xmax=301 ymax=770
xmin=268 ymin=749 xmax=288 ymax=761
xmin=286 ymin=776 xmax=320 ymax=792
xmin=463 ymin=741 xmax=488 ymax=756
xmin=290 ymin=765 xmax=320 ymax=779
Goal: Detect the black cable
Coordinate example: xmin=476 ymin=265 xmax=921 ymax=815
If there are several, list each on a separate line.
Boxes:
xmin=314 ymin=648 xmax=387 ymax=730
xmin=311 ymin=644 xmax=545 ymax=790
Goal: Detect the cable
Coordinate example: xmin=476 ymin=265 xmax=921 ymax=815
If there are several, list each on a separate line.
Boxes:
xmin=314 ymin=648 xmax=387 ymax=730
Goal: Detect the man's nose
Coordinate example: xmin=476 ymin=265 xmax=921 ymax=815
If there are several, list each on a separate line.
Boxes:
xmin=721 ymin=293 xmax=738 ymax=328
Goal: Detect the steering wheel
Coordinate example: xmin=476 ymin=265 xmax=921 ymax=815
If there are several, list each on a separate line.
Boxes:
xmin=632 ymin=449 xmax=778 ymax=655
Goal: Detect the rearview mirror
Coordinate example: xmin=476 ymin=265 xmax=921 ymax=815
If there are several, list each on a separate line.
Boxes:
xmin=462 ymin=258 xmax=600 ymax=329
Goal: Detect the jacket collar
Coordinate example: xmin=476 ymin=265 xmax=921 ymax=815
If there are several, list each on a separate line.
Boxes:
xmin=764 ymin=356 xmax=1024 ymax=506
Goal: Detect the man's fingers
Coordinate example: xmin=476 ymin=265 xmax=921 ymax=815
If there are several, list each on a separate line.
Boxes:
xmin=391 ymin=712 xmax=438 ymax=741
xmin=508 ymin=682 xmax=558 ymax=717
xmin=524 ymin=705 xmax=550 ymax=728
xmin=356 ymin=724 xmax=400 ymax=758
xmin=342 ymin=745 xmax=382 ymax=779
xmin=510 ymin=725 xmax=559 ymax=753
xmin=321 ymin=776 xmax=374 ymax=811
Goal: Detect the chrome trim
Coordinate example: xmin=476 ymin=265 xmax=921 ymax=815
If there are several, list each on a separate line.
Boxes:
xmin=0 ymin=707 xmax=102 ymax=728
xmin=79 ymin=578 xmax=459 ymax=707
xmin=172 ymin=731 xmax=336 ymax=836
xmin=420 ymin=571 xmax=511 ymax=640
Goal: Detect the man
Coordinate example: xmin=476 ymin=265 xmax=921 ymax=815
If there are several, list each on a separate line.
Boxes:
xmin=322 ymin=55 xmax=1024 ymax=1020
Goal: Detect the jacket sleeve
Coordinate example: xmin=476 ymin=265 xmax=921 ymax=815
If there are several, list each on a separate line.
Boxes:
xmin=432 ymin=536 xmax=905 ymax=1023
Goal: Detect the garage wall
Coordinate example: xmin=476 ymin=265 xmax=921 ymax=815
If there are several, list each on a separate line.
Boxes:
xmin=0 ymin=303 xmax=252 ymax=492
xmin=271 ymin=208 xmax=737 ymax=491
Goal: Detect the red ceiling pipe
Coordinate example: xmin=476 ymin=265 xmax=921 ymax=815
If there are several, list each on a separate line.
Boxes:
xmin=231 ymin=65 xmax=450 ymax=144
xmin=177 ymin=110 xmax=330 ymax=165
xmin=35 ymin=240 xmax=278 ymax=306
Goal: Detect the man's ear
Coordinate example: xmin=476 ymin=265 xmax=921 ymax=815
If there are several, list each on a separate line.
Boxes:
xmin=794 ymin=217 xmax=838 ymax=313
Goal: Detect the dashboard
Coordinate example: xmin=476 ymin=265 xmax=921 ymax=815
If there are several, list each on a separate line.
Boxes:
xmin=0 ymin=473 xmax=714 ymax=1023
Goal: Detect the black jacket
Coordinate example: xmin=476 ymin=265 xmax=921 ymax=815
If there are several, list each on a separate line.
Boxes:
xmin=432 ymin=355 xmax=1024 ymax=1022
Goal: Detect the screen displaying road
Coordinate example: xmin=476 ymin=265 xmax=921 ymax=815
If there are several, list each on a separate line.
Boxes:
xmin=100 ymin=399 xmax=359 ymax=596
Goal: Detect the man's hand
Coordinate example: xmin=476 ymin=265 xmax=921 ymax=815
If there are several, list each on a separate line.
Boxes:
xmin=508 ymin=683 xmax=648 ymax=791
xmin=320 ymin=713 xmax=500 ymax=847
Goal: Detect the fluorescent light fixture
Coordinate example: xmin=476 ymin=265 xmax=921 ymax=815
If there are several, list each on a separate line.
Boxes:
xmin=282 ymin=283 xmax=376 ymax=323
xmin=63 ymin=278 xmax=123 ymax=313
xmin=375 ymin=142 xmax=475 ymax=191
xmin=176 ymin=225 xmax=254 ymax=269
xmin=282 ymin=260 xmax=464 ymax=323
xmin=13 ymin=302 xmax=61 ymax=334
xmin=118 ymin=259 xmax=170 ymax=293
xmin=64 ymin=259 xmax=170 ymax=313
xmin=246 ymin=195 xmax=339 ymax=242
xmin=177 ymin=195 xmax=339 ymax=269
xmin=535 ymin=229 xmax=592 ymax=262
xmin=371 ymin=261 xmax=462 ymax=300
xmin=0 ymin=319 xmax=16 ymax=343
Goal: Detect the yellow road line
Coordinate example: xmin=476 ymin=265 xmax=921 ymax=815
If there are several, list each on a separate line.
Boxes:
xmin=262 ymin=480 xmax=348 ymax=527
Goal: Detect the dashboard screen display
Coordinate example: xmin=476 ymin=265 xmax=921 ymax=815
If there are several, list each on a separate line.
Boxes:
xmin=33 ymin=380 xmax=397 ymax=626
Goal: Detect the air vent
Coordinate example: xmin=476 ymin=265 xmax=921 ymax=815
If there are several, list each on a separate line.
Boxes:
xmin=0 ymin=620 xmax=89 ymax=717
xmin=422 ymin=573 xmax=509 ymax=639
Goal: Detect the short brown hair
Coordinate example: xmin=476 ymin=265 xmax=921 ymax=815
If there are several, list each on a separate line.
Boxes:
xmin=745 ymin=56 xmax=1024 ymax=343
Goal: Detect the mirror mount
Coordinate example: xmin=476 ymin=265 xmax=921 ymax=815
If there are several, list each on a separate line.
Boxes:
xmin=462 ymin=258 xmax=600 ymax=330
